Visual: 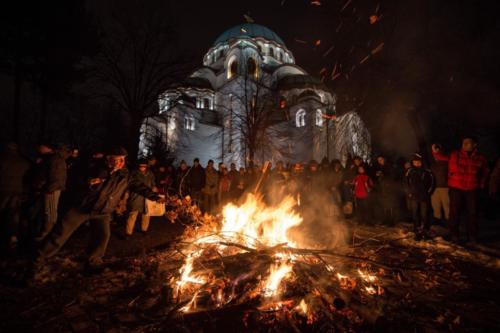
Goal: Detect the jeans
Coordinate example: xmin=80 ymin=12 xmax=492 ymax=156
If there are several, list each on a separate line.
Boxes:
xmin=356 ymin=198 xmax=371 ymax=224
xmin=409 ymin=199 xmax=429 ymax=232
xmin=449 ymin=188 xmax=477 ymax=242
xmin=38 ymin=208 xmax=112 ymax=264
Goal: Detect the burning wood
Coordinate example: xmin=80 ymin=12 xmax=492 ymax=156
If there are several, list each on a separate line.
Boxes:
xmin=165 ymin=193 xmax=387 ymax=330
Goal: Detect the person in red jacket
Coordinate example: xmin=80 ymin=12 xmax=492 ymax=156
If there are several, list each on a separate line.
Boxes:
xmin=432 ymin=137 xmax=489 ymax=243
xmin=353 ymin=165 xmax=373 ymax=225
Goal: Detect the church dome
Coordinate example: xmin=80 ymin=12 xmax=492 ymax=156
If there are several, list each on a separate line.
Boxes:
xmin=213 ymin=23 xmax=286 ymax=47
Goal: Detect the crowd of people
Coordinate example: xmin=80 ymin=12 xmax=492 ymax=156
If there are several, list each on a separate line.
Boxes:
xmin=0 ymin=136 xmax=499 ymax=274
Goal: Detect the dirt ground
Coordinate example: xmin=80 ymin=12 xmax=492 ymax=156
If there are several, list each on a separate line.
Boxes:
xmin=1 ymin=214 xmax=500 ymax=333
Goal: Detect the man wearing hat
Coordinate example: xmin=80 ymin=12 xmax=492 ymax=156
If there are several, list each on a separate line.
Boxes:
xmin=125 ymin=159 xmax=157 ymax=237
xmin=405 ymin=153 xmax=435 ymax=240
xmin=34 ymin=147 xmax=165 ymax=269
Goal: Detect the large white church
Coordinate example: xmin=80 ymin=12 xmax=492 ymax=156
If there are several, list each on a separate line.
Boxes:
xmin=139 ymin=23 xmax=370 ymax=166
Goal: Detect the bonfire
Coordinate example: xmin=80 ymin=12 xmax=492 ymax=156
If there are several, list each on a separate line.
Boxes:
xmin=168 ymin=193 xmax=384 ymax=329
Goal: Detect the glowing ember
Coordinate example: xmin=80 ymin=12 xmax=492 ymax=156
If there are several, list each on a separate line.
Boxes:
xmin=262 ymin=261 xmax=293 ymax=297
xmin=176 ymin=252 xmax=205 ymax=291
xmin=365 ymin=286 xmax=377 ymax=295
xmin=297 ymin=298 xmax=308 ymax=314
xmin=357 ymin=269 xmax=377 ymax=283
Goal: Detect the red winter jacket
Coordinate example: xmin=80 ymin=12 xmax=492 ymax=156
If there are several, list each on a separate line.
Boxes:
xmin=353 ymin=174 xmax=373 ymax=199
xmin=433 ymin=149 xmax=489 ymax=191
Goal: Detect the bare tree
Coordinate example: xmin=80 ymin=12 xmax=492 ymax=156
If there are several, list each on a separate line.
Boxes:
xmin=216 ymin=75 xmax=294 ymax=167
xmin=88 ymin=0 xmax=190 ymax=158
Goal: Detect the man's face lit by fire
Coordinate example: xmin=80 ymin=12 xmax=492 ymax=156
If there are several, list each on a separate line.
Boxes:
xmin=377 ymin=157 xmax=385 ymax=166
xmin=107 ymin=155 xmax=126 ymax=171
xmin=412 ymin=160 xmax=422 ymax=168
xmin=354 ymin=158 xmax=362 ymax=166
xmin=462 ymin=138 xmax=476 ymax=152
xmin=138 ymin=164 xmax=148 ymax=173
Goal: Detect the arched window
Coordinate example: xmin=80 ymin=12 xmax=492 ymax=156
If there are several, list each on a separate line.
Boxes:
xmin=203 ymin=98 xmax=210 ymax=109
xmin=228 ymin=58 xmax=238 ymax=79
xmin=247 ymin=57 xmax=257 ymax=78
xmin=269 ymin=47 xmax=274 ymax=57
xmin=296 ymin=109 xmax=306 ymax=127
xmin=277 ymin=52 xmax=282 ymax=62
xmin=315 ymin=109 xmax=324 ymax=126
xmin=184 ymin=115 xmax=195 ymax=131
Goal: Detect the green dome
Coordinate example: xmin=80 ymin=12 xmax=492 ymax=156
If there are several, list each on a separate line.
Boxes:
xmin=214 ymin=23 xmax=286 ymax=47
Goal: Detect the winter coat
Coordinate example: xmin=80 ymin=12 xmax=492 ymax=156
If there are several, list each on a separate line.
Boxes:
xmin=188 ymin=165 xmax=206 ymax=192
xmin=353 ymin=174 xmax=373 ymax=199
xmin=34 ymin=151 xmax=69 ymax=193
xmin=0 ymin=150 xmax=30 ymax=195
xmin=405 ymin=167 xmax=434 ymax=201
xmin=127 ymin=169 xmax=156 ymax=213
xmin=329 ymin=169 xmax=344 ymax=190
xmin=373 ymin=164 xmax=395 ymax=195
xmin=228 ymin=170 xmax=240 ymax=192
xmin=219 ymin=175 xmax=231 ymax=193
xmin=174 ymin=167 xmax=190 ymax=196
xmin=203 ymin=167 xmax=219 ymax=196
xmin=430 ymin=159 xmax=449 ymax=188
xmin=433 ymin=149 xmax=489 ymax=191
xmin=80 ymin=167 xmax=159 ymax=214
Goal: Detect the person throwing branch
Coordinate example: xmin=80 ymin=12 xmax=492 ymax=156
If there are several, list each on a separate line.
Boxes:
xmin=32 ymin=147 xmax=165 ymax=272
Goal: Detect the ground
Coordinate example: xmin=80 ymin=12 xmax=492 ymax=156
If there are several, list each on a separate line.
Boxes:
xmin=1 ymin=214 xmax=500 ymax=333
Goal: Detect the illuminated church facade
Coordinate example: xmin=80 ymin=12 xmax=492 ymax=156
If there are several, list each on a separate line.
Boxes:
xmin=139 ymin=23 xmax=370 ymax=166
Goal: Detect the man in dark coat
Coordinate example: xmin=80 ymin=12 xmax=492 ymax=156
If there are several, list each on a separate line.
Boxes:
xmin=202 ymin=160 xmax=219 ymax=214
xmin=329 ymin=160 xmax=344 ymax=206
xmin=125 ymin=159 xmax=156 ymax=236
xmin=187 ymin=158 xmax=205 ymax=207
xmin=34 ymin=147 xmax=164 ymax=268
xmin=0 ymin=143 xmax=30 ymax=252
xmin=228 ymin=162 xmax=240 ymax=201
xmin=174 ymin=160 xmax=190 ymax=197
xmin=405 ymin=154 xmax=435 ymax=240
xmin=373 ymin=155 xmax=397 ymax=225
xmin=33 ymin=144 xmax=72 ymax=242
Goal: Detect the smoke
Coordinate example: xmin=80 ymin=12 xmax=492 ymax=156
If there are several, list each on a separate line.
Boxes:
xmin=290 ymin=190 xmax=350 ymax=250
xmin=261 ymin=173 xmax=351 ymax=250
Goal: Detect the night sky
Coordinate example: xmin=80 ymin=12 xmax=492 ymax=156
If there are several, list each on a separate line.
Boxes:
xmin=1 ymin=0 xmax=499 ymax=158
